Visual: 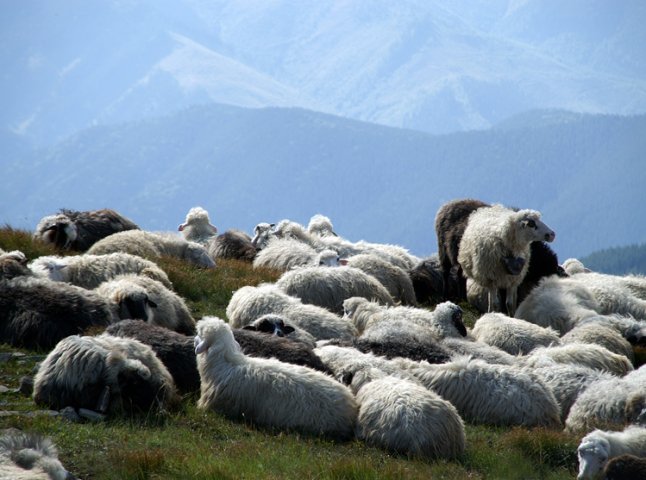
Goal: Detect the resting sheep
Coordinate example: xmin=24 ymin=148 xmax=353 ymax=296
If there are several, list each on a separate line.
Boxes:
xmin=307 ymin=214 xmax=338 ymax=237
xmin=0 ymin=276 xmax=119 ymax=350
xmin=226 ymin=284 xmax=357 ymax=341
xmin=560 ymin=323 xmax=635 ymax=363
xmin=353 ymin=370 xmax=466 ymax=459
xmin=29 ymin=252 xmax=172 ymax=289
xmin=95 ymin=274 xmax=196 ymax=335
xmin=0 ymin=428 xmax=76 ymax=480
xmin=33 ymin=333 xmax=179 ymax=415
xmin=568 ymin=271 xmax=646 ymax=320
xmin=408 ymin=254 xmax=459 ymax=305
xmin=458 ymin=204 xmax=555 ymax=315
xmin=325 ymin=335 xmax=453 ymax=365
xmin=194 ymin=316 xmax=358 ymax=439
xmin=177 ymin=206 xmax=218 ymax=245
xmin=0 ymin=251 xmax=32 ymax=280
xmin=252 ymin=237 xmax=331 ymax=271
xmin=471 ymin=312 xmax=561 ymax=355
xmin=33 ymin=208 xmax=140 ymax=251
xmin=577 ymin=425 xmax=646 ymax=480
xmin=208 ymin=229 xmax=256 ymax=262
xmin=243 ymin=314 xmax=317 ymax=348
xmin=602 ymin=453 xmax=646 ymax=480
xmin=440 ymin=337 xmax=517 ymax=365
xmin=87 ymin=230 xmax=215 ymax=268
xmin=521 ymin=343 xmax=633 ymax=376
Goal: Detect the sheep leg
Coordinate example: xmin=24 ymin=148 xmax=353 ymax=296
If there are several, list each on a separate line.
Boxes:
xmin=487 ymin=289 xmax=500 ymax=313
xmin=505 ymin=287 xmax=518 ymax=317
xmin=96 ymin=386 xmax=111 ymax=413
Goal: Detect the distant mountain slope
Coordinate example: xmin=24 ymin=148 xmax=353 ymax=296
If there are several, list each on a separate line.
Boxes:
xmin=2 ymin=105 xmax=644 ymax=260
xmin=581 ymin=243 xmax=646 ymax=275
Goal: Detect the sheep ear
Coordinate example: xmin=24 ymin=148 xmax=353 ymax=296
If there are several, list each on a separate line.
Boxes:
xmin=194 ymin=338 xmax=209 ymax=354
xmin=242 ymin=325 xmax=258 ymax=331
xmin=283 ymin=325 xmax=295 ymax=334
xmin=147 ymin=298 xmax=158 ymax=309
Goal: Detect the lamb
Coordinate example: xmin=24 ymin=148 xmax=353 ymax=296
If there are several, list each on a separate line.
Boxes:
xmin=87 ymin=230 xmax=215 ymax=268
xmin=458 ymin=204 xmax=555 ymax=316
xmin=194 ymin=316 xmax=358 ymax=439
xmin=95 ymin=274 xmax=196 ymax=335
xmin=0 ymin=276 xmax=119 ymax=350
xmin=434 ymin=198 xmax=490 ymax=301
xmin=353 ymin=369 xmax=466 ymax=459
xmin=106 ymin=319 xmax=200 ymax=396
xmin=33 ymin=208 xmax=140 ymax=251
xmin=33 ymin=333 xmax=180 ymax=415
xmin=408 ymin=254 xmax=460 ymax=305
xmin=208 ymin=229 xmax=256 ymax=262
xmin=404 ymin=356 xmax=562 ymax=427
xmin=29 ymin=252 xmax=172 ymax=289
xmin=177 ymin=206 xmax=218 ymax=245
xmin=470 ymin=312 xmax=561 ymax=355
xmin=0 ymin=428 xmax=76 ymax=480
xmin=345 ymin=253 xmax=418 ymax=306
xmin=242 ymin=314 xmax=317 ymax=348
xmin=577 ymin=426 xmax=646 ymax=480
xmin=561 ymin=323 xmax=635 ymax=363
xmin=602 ymin=454 xmax=646 ymax=480
xmin=522 ymin=343 xmax=633 ymax=376
xmin=226 ymin=284 xmax=357 ymax=341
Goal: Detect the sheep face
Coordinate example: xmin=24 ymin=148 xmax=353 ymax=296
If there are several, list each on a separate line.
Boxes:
xmin=434 ymin=301 xmax=467 ymax=337
xmin=35 ymin=214 xmax=78 ymax=249
xmin=244 ymin=315 xmax=295 ymax=337
xmin=517 ymin=211 xmax=556 ymax=243
xmin=577 ymin=437 xmax=610 ymax=480
xmin=318 ymin=250 xmax=341 ymax=267
xmin=251 ymin=223 xmax=276 ymax=249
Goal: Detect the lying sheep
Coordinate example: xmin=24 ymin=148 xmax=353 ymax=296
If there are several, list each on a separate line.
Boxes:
xmin=471 ymin=312 xmax=561 ymax=355
xmin=458 ymin=204 xmax=555 ymax=315
xmin=562 ymin=258 xmax=591 ymax=275
xmin=252 ymin=237 xmax=325 ymax=271
xmin=435 ymin=198 xmax=490 ymax=301
xmin=227 ymin=284 xmax=357 ymax=341
xmin=405 ymin=356 xmax=562 ymax=427
xmin=602 ymin=453 xmax=646 ymax=480
xmin=33 ymin=333 xmax=179 ymax=415
xmin=95 ymin=274 xmax=196 ymax=335
xmin=275 ymin=265 xmax=395 ymax=315
xmin=244 ymin=314 xmax=317 ymax=348
xmin=561 ymin=323 xmax=635 ymax=363
xmin=577 ymin=426 xmax=646 ymax=480
xmin=440 ymin=337 xmax=518 ymax=365
xmin=177 ymin=206 xmax=218 ymax=245
xmin=106 ymin=319 xmax=200 ymax=396
xmin=325 ymin=335 xmax=453 ymax=365
xmin=576 ymin=315 xmax=646 ymax=347
xmin=0 ymin=251 xmax=32 ymax=280
xmin=250 ymin=222 xmax=276 ymax=250
xmin=345 ymin=253 xmax=418 ymax=306
xmin=354 ymin=370 xmax=466 ymax=459
xmin=0 ymin=428 xmax=76 ymax=480
xmin=522 ymin=343 xmax=633 ymax=376
xmin=408 ymin=254 xmax=460 ymax=305
xmin=194 ymin=317 xmax=358 ymax=439
xmin=33 ymin=208 xmax=140 ymax=251
xmin=307 ymin=214 xmax=338 ymax=237
xmin=29 ymin=252 xmax=172 ymax=289
xmin=0 ymin=276 xmax=119 ymax=350
xmin=208 ymin=229 xmax=256 ymax=262
xmin=88 ymin=230 xmax=215 ymax=268
xmin=568 ymin=271 xmax=646 ymax=319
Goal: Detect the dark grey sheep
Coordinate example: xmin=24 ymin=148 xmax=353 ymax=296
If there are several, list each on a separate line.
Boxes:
xmin=209 ymin=229 xmax=257 ymax=262
xmin=324 ymin=337 xmax=452 ymax=365
xmin=603 ymin=454 xmax=646 ymax=480
xmin=408 ymin=254 xmax=459 ymax=305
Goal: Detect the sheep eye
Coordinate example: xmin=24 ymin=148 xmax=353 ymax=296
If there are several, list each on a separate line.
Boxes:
xmin=526 ymin=219 xmax=536 ymax=228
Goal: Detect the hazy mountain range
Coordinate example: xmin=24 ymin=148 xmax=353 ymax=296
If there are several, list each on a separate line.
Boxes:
xmin=3 ymin=0 xmax=646 ymax=148
xmin=2 ymin=105 xmax=644 ymax=261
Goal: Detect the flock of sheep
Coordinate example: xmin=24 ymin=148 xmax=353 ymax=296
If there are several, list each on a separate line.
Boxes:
xmin=1 ymin=201 xmax=646 ymax=479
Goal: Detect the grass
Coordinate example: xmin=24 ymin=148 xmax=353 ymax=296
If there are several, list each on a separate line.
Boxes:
xmin=0 ymin=226 xmax=603 ymax=479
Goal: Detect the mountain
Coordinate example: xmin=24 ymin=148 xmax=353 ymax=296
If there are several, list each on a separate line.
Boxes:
xmin=2 ymin=105 xmax=644 ymax=260
xmin=581 ymin=243 xmax=646 ymax=275
xmin=2 ymin=0 xmax=645 ymax=148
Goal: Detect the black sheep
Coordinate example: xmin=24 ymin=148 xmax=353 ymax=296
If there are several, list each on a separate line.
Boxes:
xmin=603 ymin=454 xmax=646 ymax=480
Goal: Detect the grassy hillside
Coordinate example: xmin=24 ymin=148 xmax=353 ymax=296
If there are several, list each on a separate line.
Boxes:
xmin=2 ymin=226 xmax=639 ymax=479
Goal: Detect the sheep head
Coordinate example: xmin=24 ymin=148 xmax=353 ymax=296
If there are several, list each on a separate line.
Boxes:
xmin=514 ymin=210 xmax=556 ymax=244
xmin=577 ymin=434 xmax=610 ymax=480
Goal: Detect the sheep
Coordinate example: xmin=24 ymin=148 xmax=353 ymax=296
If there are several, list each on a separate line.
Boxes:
xmin=33 ymin=208 xmax=140 ymax=251
xmin=33 ymin=333 xmax=180 ymax=415
xmin=94 ymin=274 xmax=196 ymax=335
xmin=0 ymin=276 xmax=119 ymax=350
xmin=0 ymin=428 xmax=76 ymax=480
xmin=435 ymin=198 xmax=491 ymax=301
xmin=0 ymin=250 xmax=32 ymax=280
xmin=226 ymin=284 xmax=357 ymax=341
xmin=29 ymin=252 xmax=172 ymax=289
xmin=250 ymin=222 xmax=276 ymax=250
xmin=208 ymin=229 xmax=256 ymax=262
xmin=458 ymin=204 xmax=555 ymax=316
xmin=194 ymin=316 xmax=358 ymax=439
xmin=177 ymin=206 xmax=218 ymax=245
xmin=563 ymin=258 xmax=591 ymax=275
xmin=565 ymin=366 xmax=646 ymax=433
xmin=307 ymin=214 xmax=338 ymax=237
xmin=242 ymin=314 xmax=317 ymax=348
xmin=343 ymin=297 xmax=467 ymax=342
xmin=105 ymin=319 xmax=200 ymax=396
xmin=602 ymin=454 xmax=646 ymax=480
xmin=87 ymin=230 xmax=215 ymax=268
xmin=576 ymin=314 xmax=646 ymax=347
xmin=577 ymin=426 xmax=646 ymax=480
xmin=353 ymin=369 xmax=466 ymax=459
xmin=408 ymin=254 xmax=460 ymax=305
xmin=470 ymin=312 xmax=561 ymax=355
xmin=440 ymin=337 xmax=518 ymax=365
xmin=345 ymin=253 xmax=418 ymax=306
xmin=568 ymin=271 xmax=646 ymax=319
xmin=252 ymin=237 xmax=325 ymax=271
xmin=522 ymin=343 xmax=633 ymax=376
xmin=404 ymin=356 xmax=562 ymax=427
xmin=561 ymin=323 xmax=635 ymax=363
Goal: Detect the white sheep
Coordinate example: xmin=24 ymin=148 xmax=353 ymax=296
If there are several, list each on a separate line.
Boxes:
xmin=194 ymin=316 xmax=358 ymax=439
xmin=562 ymin=258 xmax=591 ymax=275
xmin=87 ymin=230 xmax=215 ymax=268
xmin=94 ymin=274 xmax=196 ymax=335
xmin=177 ymin=206 xmax=218 ymax=245
xmin=404 ymin=356 xmax=562 ymax=427
xmin=33 ymin=333 xmax=179 ymax=415
xmin=353 ymin=369 xmax=466 ymax=459
xmin=250 ymin=222 xmax=276 ymax=250
xmin=252 ymin=237 xmax=332 ymax=271
xmin=226 ymin=283 xmax=357 ymax=341
xmin=568 ymin=271 xmax=646 ymax=320
xmin=440 ymin=337 xmax=518 ymax=365
xmin=458 ymin=204 xmax=555 ymax=316
xmin=28 ymin=252 xmax=172 ymax=289
xmin=471 ymin=312 xmax=561 ymax=355
xmin=560 ymin=322 xmax=635 ymax=363
xmin=577 ymin=425 xmax=646 ymax=480
xmin=521 ymin=343 xmax=633 ymax=376
xmin=307 ymin=214 xmax=338 ymax=237
xmin=576 ymin=314 xmax=646 ymax=347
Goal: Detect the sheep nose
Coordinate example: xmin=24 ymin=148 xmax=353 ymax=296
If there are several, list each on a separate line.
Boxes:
xmin=545 ymin=231 xmax=556 ymax=242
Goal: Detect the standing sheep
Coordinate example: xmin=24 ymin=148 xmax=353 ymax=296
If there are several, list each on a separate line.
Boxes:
xmin=33 ymin=333 xmax=180 ymax=415
xmin=577 ymin=426 xmax=646 ymax=480
xmin=29 ymin=252 xmax=172 ymax=289
xmin=33 ymin=208 xmax=140 ymax=251
xmin=88 ymin=230 xmax=215 ymax=268
xmin=458 ymin=204 xmax=555 ymax=315
xmin=194 ymin=317 xmax=358 ymax=439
